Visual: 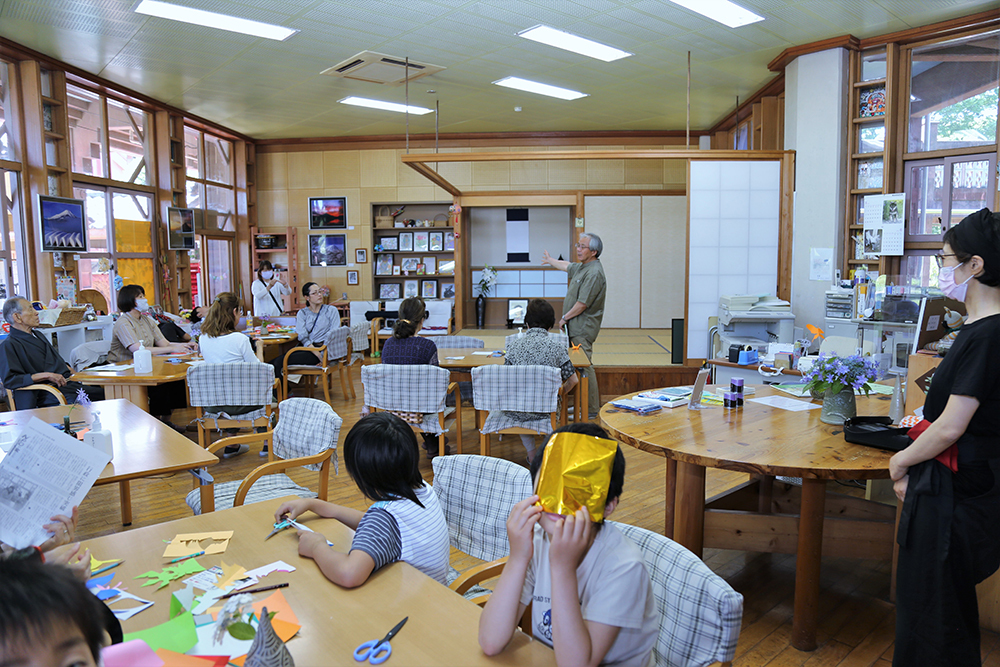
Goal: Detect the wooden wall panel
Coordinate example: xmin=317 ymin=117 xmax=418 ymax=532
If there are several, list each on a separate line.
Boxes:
xmin=596 ymin=365 xmax=701 ymax=401
xmin=472 ymin=160 xmax=511 ymax=187
xmin=585 ymin=195 xmax=641 ymax=328
xmin=587 ymin=159 xmax=625 ymax=185
xmin=510 ymin=160 xmax=548 ymax=186
xmin=360 ymin=149 xmax=397 ymax=188
xmin=641 ymin=196 xmax=687 ymax=328
xmin=625 ymin=158 xmax=663 ymax=185
xmin=258 ymin=152 xmax=287 ymax=190
xmin=287 ymin=152 xmax=323 ymax=189
xmin=548 ymin=159 xmax=587 ymax=184
xmin=322 ymin=150 xmax=361 ymax=188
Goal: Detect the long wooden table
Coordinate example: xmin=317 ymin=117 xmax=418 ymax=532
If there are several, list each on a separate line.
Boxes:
xmin=6 ymin=399 xmax=216 ymax=525
xmin=87 ymin=497 xmax=555 ymax=665
xmin=601 ymin=385 xmax=896 ymax=651
xmin=71 ymin=356 xmax=192 ymax=413
xmin=249 ymin=331 xmax=298 ymax=363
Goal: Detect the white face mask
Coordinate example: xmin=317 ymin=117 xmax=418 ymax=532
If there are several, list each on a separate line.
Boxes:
xmin=261 ymin=270 xmax=274 ymax=280
xmin=135 ymin=298 xmax=149 ymax=311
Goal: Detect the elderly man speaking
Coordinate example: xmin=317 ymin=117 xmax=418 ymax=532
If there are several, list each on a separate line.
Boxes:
xmin=541 ymin=232 xmax=606 ymax=419
xmin=0 ymin=296 xmax=104 ymax=409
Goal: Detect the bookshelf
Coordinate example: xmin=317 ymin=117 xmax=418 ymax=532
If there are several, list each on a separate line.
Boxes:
xmin=370 ymin=202 xmax=455 ymax=301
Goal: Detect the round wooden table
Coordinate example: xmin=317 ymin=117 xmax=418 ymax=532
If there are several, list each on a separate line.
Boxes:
xmin=601 ymin=385 xmax=896 ymax=651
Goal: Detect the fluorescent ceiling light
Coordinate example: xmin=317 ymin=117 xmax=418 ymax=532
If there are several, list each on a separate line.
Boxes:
xmin=493 ymin=77 xmax=588 ymax=101
xmin=338 ymin=97 xmax=434 ymax=115
xmin=517 ymin=25 xmax=632 ymax=62
xmin=666 ymin=0 xmax=764 ymax=28
xmin=133 ymin=0 xmax=298 ymax=41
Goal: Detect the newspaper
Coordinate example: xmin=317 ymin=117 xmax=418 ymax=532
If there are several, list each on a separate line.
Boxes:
xmin=0 ymin=417 xmax=110 ymax=549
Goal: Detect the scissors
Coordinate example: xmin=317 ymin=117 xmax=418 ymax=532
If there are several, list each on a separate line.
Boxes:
xmin=267 ymin=518 xmax=334 ymax=546
xmin=354 ymin=617 xmax=407 ymax=664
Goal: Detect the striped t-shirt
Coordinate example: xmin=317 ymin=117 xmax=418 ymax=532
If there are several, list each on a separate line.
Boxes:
xmin=350 ymin=482 xmax=450 ymax=584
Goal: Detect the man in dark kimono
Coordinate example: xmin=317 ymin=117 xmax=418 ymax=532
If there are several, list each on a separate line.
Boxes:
xmin=0 ymin=297 xmax=104 ymax=409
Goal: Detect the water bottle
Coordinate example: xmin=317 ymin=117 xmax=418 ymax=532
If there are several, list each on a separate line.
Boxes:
xmin=889 ymin=375 xmax=904 ymax=424
xmin=134 ymin=341 xmax=153 ymax=374
xmin=84 ymin=413 xmax=113 ymax=459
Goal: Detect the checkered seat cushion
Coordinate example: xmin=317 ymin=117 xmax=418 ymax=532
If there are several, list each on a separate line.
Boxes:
xmin=433 ymin=336 xmax=485 ymax=349
xmin=505 ymin=332 xmax=569 ymax=349
xmin=349 ymin=321 xmax=370 ymax=365
xmin=286 ymin=325 xmax=350 ymax=372
xmin=186 ymin=474 xmax=314 ymax=515
xmin=472 ymin=365 xmax=561 ymax=435
xmin=187 ymin=362 xmax=274 ymax=424
xmin=361 ymin=364 xmax=450 ymax=435
xmin=608 ymin=521 xmax=743 ymax=667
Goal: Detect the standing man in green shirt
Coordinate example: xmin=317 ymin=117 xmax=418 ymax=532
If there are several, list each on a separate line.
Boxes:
xmin=541 ymin=232 xmax=606 ymax=419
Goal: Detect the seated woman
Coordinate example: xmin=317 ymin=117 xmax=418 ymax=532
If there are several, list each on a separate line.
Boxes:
xmin=505 ymin=299 xmax=578 ymax=462
xmin=271 ymin=282 xmax=341 ymax=380
xmin=380 ymin=296 xmax=448 ymax=459
xmin=108 ymin=285 xmax=195 ymax=430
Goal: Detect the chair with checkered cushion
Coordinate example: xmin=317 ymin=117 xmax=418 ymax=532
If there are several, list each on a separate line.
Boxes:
xmin=504 ymin=331 xmax=569 ymax=349
xmin=433 ymin=336 xmax=485 ymax=349
xmin=608 ymin=521 xmax=743 ymax=667
xmin=361 ymin=364 xmax=461 ymax=456
xmin=187 ymin=363 xmax=275 ymax=451
xmin=282 ymin=324 xmax=355 ymax=405
xmin=471 ymin=364 xmax=563 ymax=457
xmin=186 ymin=398 xmax=342 ymax=514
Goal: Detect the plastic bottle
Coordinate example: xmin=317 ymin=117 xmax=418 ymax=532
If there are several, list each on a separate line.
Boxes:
xmin=84 ymin=413 xmax=113 ymax=459
xmin=889 ymin=374 xmax=904 ymax=424
xmin=134 ymin=341 xmax=153 ymax=374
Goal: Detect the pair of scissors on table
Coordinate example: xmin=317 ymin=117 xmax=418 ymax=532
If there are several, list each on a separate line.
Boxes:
xmin=354 ymin=617 xmax=407 ymax=664
xmin=266 ymin=518 xmax=334 ymax=546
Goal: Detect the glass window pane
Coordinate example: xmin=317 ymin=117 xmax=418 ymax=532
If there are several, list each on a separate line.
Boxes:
xmin=206 ymin=185 xmax=233 ymax=230
xmin=117 ymin=258 xmax=155 ymax=304
xmin=908 ymin=31 xmax=1000 ymax=153
xmin=950 ymin=159 xmax=992 ymax=227
xmin=184 ymin=127 xmax=201 ymax=179
xmin=859 ymin=85 xmax=886 ymax=118
xmin=204 ymin=136 xmax=232 ymax=185
xmin=112 ymin=192 xmax=152 ymax=253
xmin=186 ymin=181 xmax=204 ymax=211
xmin=903 ymin=253 xmax=940 ymax=288
xmin=205 ymin=238 xmax=232 ymax=300
xmin=108 ymin=100 xmax=148 ymax=185
xmin=77 ymin=258 xmax=112 ymax=309
xmin=72 ymin=186 xmax=108 ymax=253
xmin=857 ymin=157 xmax=883 ymax=189
xmin=67 ymin=85 xmax=104 ymax=177
xmin=906 ymin=163 xmax=944 ymax=236
xmin=0 ymin=258 xmax=9 ymax=300
xmin=191 ymin=237 xmax=203 ymax=307
xmin=858 ymin=123 xmax=885 ymax=154
xmin=0 ymin=62 xmax=12 ymax=161
xmin=861 ymin=48 xmax=887 ymax=82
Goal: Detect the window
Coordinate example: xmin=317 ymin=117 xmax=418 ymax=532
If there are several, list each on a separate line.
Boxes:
xmin=67 ymin=84 xmax=151 ymax=186
xmin=108 ymin=99 xmax=149 ymax=185
xmin=0 ymin=61 xmax=12 ymax=162
xmin=0 ymin=169 xmax=27 ymax=299
xmin=67 ymin=85 xmax=104 ymax=177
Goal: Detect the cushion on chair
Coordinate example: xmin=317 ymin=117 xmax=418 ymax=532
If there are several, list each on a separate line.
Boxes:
xmin=185 ymin=474 xmax=315 ymax=515
xmin=481 ymin=411 xmax=553 ymax=435
xmin=432 ymin=336 xmax=484 ymax=349
xmin=471 ymin=365 xmax=561 ymax=414
xmin=188 ymin=363 xmax=274 ymax=408
xmin=273 ymin=397 xmax=342 ymax=473
xmin=361 ymin=365 xmax=449 ymax=435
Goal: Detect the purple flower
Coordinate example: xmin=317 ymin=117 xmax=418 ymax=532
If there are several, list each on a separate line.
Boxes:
xmin=75 ymin=388 xmax=91 ymax=408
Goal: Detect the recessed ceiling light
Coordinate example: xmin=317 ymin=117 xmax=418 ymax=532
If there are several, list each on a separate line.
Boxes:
xmin=666 ymin=0 xmax=764 ymax=28
xmin=517 ymin=25 xmax=632 ymax=62
xmin=493 ymin=77 xmax=588 ymax=101
xmin=338 ymin=97 xmax=434 ymax=115
xmin=134 ymin=0 xmax=298 ymax=40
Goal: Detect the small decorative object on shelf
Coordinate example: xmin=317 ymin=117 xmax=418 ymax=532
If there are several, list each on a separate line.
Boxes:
xmin=802 ymin=353 xmax=879 ymax=425
xmin=476 ymin=265 xmax=497 ymax=329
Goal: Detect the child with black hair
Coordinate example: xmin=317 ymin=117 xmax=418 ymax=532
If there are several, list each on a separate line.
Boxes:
xmin=274 ymin=412 xmax=450 ymax=588
xmin=0 ymin=557 xmax=108 ymax=667
xmin=480 ymin=422 xmax=658 ymax=667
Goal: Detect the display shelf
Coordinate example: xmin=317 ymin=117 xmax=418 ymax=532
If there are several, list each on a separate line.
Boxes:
xmin=370 ymin=202 xmax=454 ymax=300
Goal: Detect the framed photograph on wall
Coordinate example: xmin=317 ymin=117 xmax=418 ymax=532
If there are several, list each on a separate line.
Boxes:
xmin=308 ymin=196 xmax=347 ymax=229
xmin=308 ymin=234 xmax=346 ymax=266
xmin=444 ymin=231 xmax=455 ymax=251
xmin=439 ymin=259 xmax=455 ymax=275
xmin=414 ymin=231 xmax=429 ymax=252
xmin=392 ymin=265 xmax=401 ymax=275
xmin=429 ymin=231 xmax=444 ymax=251
xmin=167 ymin=207 xmax=195 ymax=250
xmin=375 ymin=253 xmax=394 ymax=276
xmin=39 ymin=195 xmax=87 ymax=252
xmin=422 ymin=256 xmax=436 ymax=274
xmin=421 ymin=280 xmax=437 ymax=299
xmin=356 ymin=248 xmax=367 ymax=263
xmin=379 ymin=283 xmax=401 ymax=300
xmin=381 ymin=236 xmax=398 ymax=251
xmin=347 ymin=270 xmax=359 ymax=285
xmin=399 ymin=232 xmax=413 ymax=252
xmin=441 ymin=282 xmax=455 ymax=299
xmin=508 ymin=298 xmax=529 ymax=325
xmin=404 ymin=280 xmax=419 ymax=298
xmin=401 ymin=257 xmax=419 ymax=273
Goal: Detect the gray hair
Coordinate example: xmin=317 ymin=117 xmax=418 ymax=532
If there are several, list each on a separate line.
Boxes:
xmin=580 ymin=232 xmax=603 ymax=258
xmin=2 ymin=296 xmax=26 ymax=324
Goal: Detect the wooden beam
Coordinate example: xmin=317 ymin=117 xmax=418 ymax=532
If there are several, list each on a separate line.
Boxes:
xmin=768 ymin=34 xmax=861 ymax=73
xmin=778 ymin=152 xmax=795 ymax=301
xmin=859 ymin=9 xmax=1000 ymax=49
xmin=404 ymin=160 xmax=460 ymax=196
xmin=402 ymin=149 xmax=791 ymax=164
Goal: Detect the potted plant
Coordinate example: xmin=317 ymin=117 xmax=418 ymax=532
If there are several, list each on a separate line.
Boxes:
xmin=802 ymin=353 xmax=880 ymax=425
xmin=476 ymin=266 xmax=497 ymax=329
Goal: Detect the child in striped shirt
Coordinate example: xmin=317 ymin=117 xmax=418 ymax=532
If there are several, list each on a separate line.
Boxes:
xmin=274 ymin=412 xmax=450 ymax=587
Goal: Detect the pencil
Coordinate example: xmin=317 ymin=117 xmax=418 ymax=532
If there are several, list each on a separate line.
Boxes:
xmin=219 ymin=582 xmax=289 ymax=599
xmin=168 ymin=550 xmax=205 ymax=564
xmin=91 ymin=560 xmax=123 ymax=576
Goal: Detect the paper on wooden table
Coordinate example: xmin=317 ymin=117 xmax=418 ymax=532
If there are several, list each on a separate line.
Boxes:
xmin=747 ymin=396 xmax=822 ymax=412
xmin=163 ymin=531 xmax=233 ymax=557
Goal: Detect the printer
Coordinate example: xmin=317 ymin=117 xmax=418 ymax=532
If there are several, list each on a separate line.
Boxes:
xmin=716 ymin=295 xmax=795 ymax=359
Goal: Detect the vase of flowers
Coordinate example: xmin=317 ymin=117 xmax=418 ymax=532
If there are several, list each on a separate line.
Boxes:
xmin=476 ymin=266 xmax=497 ymax=329
xmin=802 ymin=353 xmax=879 ymax=425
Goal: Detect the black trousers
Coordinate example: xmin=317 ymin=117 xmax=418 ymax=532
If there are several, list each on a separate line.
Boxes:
xmin=270 ymin=350 xmax=319 ymax=379
xmin=147 ymin=380 xmax=188 ymax=419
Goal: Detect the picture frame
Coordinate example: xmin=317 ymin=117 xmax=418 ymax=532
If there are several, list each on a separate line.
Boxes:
xmin=308 ymin=196 xmax=347 ymax=229
xmin=421 ymin=280 xmax=438 ymax=299
xmin=508 ymin=298 xmax=529 ymax=325
xmin=355 ymin=248 xmax=367 ymax=263
xmin=398 ymin=232 xmax=413 ymax=252
xmin=401 ymin=257 xmax=419 ymax=273
xmin=39 ymin=195 xmax=87 ymax=252
xmin=375 ymin=253 xmax=394 ymax=276
xmin=347 ymin=270 xmax=359 ymax=285
xmin=438 ymin=259 xmax=455 ymax=275
xmin=380 ymin=283 xmax=401 ymax=300
xmin=393 ymin=265 xmax=401 ymax=276
xmin=381 ymin=236 xmax=398 ymax=251
xmin=166 ymin=207 xmax=195 ymax=250
xmin=422 ymin=256 xmax=436 ymax=274
xmin=444 ymin=231 xmax=455 ymax=251
xmin=441 ymin=282 xmax=455 ymax=299
xmin=416 ymin=263 xmax=426 ymax=276
xmin=414 ymin=230 xmax=429 ymax=252
xmin=404 ymin=280 xmax=419 ymax=298
xmin=429 ymin=231 xmax=444 ymax=252
xmin=308 ymin=234 xmax=347 ymax=267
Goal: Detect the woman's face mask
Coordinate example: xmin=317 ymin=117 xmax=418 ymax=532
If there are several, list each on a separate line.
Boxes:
xmin=261 ymin=270 xmax=274 ymax=280
xmin=938 ymin=263 xmax=973 ymax=302
xmin=135 ymin=297 xmax=150 ymax=311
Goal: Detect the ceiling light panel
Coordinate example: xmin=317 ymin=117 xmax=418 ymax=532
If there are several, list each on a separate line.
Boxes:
xmin=493 ymin=77 xmax=588 ymax=100
xmin=665 ymin=0 xmax=765 ymax=28
xmin=133 ymin=0 xmax=299 ymax=41
xmin=518 ymin=25 xmax=632 ymax=61
xmin=338 ymin=97 xmax=434 ymax=115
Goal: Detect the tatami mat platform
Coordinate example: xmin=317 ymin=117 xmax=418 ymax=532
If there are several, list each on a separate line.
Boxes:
xmin=453 ymin=328 xmax=675 ymax=367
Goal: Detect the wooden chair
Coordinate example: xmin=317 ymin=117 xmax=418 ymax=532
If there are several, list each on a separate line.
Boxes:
xmin=186 ymin=398 xmax=342 ymax=514
xmin=371 ymin=299 xmax=454 ymax=354
xmin=504 ymin=331 xmax=582 ymax=421
xmin=5 ymin=384 xmax=67 ymax=410
xmin=471 ymin=365 xmax=565 ymax=457
xmin=76 ymin=289 xmax=109 ymax=315
xmin=282 ymin=325 xmax=355 ymax=404
xmin=186 ymin=362 xmax=275 ymax=451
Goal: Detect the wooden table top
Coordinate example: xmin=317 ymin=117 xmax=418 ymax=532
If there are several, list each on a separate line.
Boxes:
xmin=249 ymin=331 xmax=298 ymax=344
xmin=5 ymin=399 xmax=216 ymax=484
xmin=71 ymin=356 xmax=193 ymax=385
xmin=437 ymin=347 xmax=592 ymax=369
xmin=87 ymin=497 xmax=554 ymax=666
xmin=600 ymin=385 xmax=893 ymax=479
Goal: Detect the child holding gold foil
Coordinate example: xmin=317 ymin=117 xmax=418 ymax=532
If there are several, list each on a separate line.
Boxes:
xmin=479 ymin=423 xmax=658 ymax=666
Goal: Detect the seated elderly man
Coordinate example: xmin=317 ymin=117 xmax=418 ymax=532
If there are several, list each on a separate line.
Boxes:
xmin=504 ymin=299 xmax=579 ymax=462
xmin=0 ymin=297 xmax=105 ymax=409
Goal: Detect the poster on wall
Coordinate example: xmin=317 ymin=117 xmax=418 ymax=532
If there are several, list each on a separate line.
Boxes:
xmin=308 ymin=234 xmax=346 ymax=266
xmin=309 ymin=197 xmax=347 ymax=229
xmin=39 ymin=195 xmax=87 ymax=252
xmin=167 ymin=207 xmax=195 ymax=250
xmin=862 ymin=193 xmax=904 ymax=256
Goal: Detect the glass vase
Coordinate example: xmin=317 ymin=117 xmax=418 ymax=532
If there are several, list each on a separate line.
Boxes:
xmin=820 ymin=386 xmax=857 ymax=425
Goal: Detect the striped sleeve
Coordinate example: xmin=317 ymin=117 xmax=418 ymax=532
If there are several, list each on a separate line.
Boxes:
xmin=350 ymin=507 xmax=402 ymax=572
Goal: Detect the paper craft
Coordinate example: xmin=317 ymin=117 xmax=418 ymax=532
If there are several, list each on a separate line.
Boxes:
xmin=124 ymin=612 xmax=199 ymax=654
xmin=471 ymin=351 xmax=495 ymax=356
xmin=250 ymin=590 xmax=299 ymax=627
xmin=154 ymin=649 xmax=227 ymax=667
xmin=91 ymin=554 xmax=120 ymax=572
xmin=243 ymin=561 xmax=296 ymax=581
xmin=87 ymin=363 xmax=134 ymax=372
xmin=216 ymin=561 xmax=248 ymax=590
xmin=191 ymin=587 xmax=232 ymax=616
xmin=137 ymin=558 xmax=206 ymax=589
xmin=747 ymin=396 xmax=823 ymax=412
xmin=445 ymin=356 xmax=465 ymax=360
xmin=771 ymin=383 xmax=812 ymax=397
xmin=189 ymin=591 xmax=300 ymax=661
xmin=105 ymin=589 xmax=156 ymax=621
xmin=87 ymin=572 xmax=117 ymax=590
xmin=173 ymin=583 xmax=198 ymax=616
xmin=163 ymin=532 xmax=233 ymax=558
xmin=183 ymin=565 xmax=224 ymax=592
xmin=101 ymin=639 xmax=164 ymax=667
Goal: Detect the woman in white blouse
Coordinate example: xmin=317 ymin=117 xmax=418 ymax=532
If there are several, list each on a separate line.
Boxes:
xmin=251 ymin=260 xmax=291 ymax=318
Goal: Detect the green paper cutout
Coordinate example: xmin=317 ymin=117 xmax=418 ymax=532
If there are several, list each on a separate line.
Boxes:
xmin=169 ymin=593 xmax=184 ymax=619
xmin=136 ymin=558 xmax=206 ymax=589
xmin=123 ymin=611 xmax=198 ymax=653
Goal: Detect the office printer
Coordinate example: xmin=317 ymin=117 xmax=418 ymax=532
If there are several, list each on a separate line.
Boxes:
xmin=716 ymin=295 xmax=795 ymax=358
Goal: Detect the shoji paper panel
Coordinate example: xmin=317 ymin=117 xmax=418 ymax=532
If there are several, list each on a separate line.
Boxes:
xmin=640 ymin=196 xmax=687 ymax=328
xmin=584 ymin=196 xmax=641 ymax=328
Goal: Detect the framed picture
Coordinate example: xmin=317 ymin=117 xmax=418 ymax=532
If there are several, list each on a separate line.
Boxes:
xmin=421 ymin=280 xmax=437 ymax=299
xmin=39 ymin=195 xmax=87 ymax=252
xmin=404 ymin=280 xmax=419 ymax=298
xmin=441 ymin=282 xmax=455 ymax=299
xmin=380 ymin=283 xmax=400 ymax=300
xmin=308 ymin=196 xmax=347 ymax=229
xmin=308 ymin=234 xmax=347 ymax=266
xmin=381 ymin=236 xmax=398 ymax=251
xmin=444 ymin=231 xmax=455 ymax=251
xmin=166 ymin=207 xmax=195 ymax=250
xmin=355 ymin=248 xmax=367 ymax=263
xmin=414 ymin=231 xmax=429 ymax=252
xmin=416 ymin=263 xmax=426 ymax=276
xmin=429 ymin=231 xmax=444 ymax=252
xmin=508 ymin=298 xmax=529 ymax=324
xmin=375 ymin=253 xmax=394 ymax=276
xmin=392 ymin=265 xmax=401 ymax=275
xmin=401 ymin=257 xmax=419 ymax=273
xmin=398 ymin=232 xmax=413 ymax=252
xmin=439 ymin=259 xmax=455 ymax=275
xmin=347 ymin=270 xmax=359 ymax=285
xmin=422 ymin=256 xmax=436 ymax=274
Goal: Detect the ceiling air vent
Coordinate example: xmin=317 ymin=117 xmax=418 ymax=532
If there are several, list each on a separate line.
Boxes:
xmin=321 ymin=51 xmax=445 ymax=85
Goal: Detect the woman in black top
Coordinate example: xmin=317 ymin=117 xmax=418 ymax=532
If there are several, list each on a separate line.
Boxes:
xmin=890 ymin=208 xmax=1000 ymax=666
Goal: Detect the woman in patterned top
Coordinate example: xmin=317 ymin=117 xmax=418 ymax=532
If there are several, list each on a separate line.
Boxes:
xmin=505 ymin=299 xmax=578 ymax=462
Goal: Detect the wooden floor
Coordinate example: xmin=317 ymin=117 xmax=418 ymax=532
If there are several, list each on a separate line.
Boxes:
xmin=72 ymin=360 xmax=1000 ymax=666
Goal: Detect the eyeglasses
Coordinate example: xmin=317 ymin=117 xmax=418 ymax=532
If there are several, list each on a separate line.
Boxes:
xmin=575 ymin=243 xmax=589 ymax=249
xmin=933 ymin=253 xmax=957 ymax=268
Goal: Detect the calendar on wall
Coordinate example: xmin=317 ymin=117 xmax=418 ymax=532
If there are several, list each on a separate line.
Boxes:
xmin=862 ymin=193 xmax=905 ymax=256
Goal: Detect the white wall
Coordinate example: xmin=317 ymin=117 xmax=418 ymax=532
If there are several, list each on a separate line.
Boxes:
xmin=585 ymin=196 xmax=642 ymax=327
xmin=469 ymin=206 xmax=572 ymax=267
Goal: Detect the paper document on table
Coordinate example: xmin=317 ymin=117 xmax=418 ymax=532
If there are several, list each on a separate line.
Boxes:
xmin=747 ymin=396 xmax=822 ymax=412
xmin=88 ymin=363 xmax=134 ymax=372
xmin=471 ymin=351 xmax=495 ymax=356
xmin=0 ymin=417 xmax=110 ymax=549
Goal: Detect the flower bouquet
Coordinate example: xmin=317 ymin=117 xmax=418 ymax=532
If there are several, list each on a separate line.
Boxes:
xmin=802 ymin=353 xmax=880 ymax=425
xmin=478 ymin=266 xmax=497 ymax=297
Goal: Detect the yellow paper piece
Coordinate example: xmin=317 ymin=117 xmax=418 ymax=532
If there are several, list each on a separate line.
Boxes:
xmin=215 ymin=561 xmax=247 ymax=590
xmin=162 ymin=532 xmax=234 ymax=558
xmin=90 ymin=555 xmax=119 ymax=572
xmin=535 ymin=432 xmax=618 ymax=522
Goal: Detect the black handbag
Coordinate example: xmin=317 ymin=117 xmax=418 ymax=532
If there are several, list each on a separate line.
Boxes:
xmin=842 ymin=416 xmax=912 ymax=452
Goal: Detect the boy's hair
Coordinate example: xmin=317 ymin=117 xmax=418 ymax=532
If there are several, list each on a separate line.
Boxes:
xmin=530 ymin=422 xmax=626 ymax=509
xmin=344 ymin=412 xmax=425 ymax=507
xmin=0 ymin=557 xmax=106 ymax=662
xmin=199 ymin=292 xmax=242 ymax=337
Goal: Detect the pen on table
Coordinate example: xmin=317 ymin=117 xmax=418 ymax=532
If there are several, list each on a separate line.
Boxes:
xmin=168 ymin=550 xmax=205 ymax=564
xmin=219 ymin=582 xmax=289 ymax=599
xmin=91 ymin=560 xmax=123 ymax=576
